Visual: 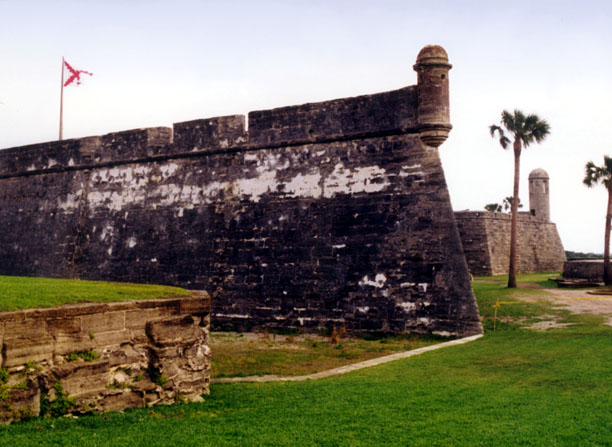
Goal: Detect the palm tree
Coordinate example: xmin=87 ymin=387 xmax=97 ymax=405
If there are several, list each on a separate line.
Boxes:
xmin=583 ymin=156 xmax=612 ymax=285
xmin=490 ymin=110 xmax=550 ymax=288
xmin=485 ymin=203 xmax=503 ymax=213
xmin=484 ymin=197 xmax=522 ymax=213
xmin=503 ymin=196 xmax=522 ymax=212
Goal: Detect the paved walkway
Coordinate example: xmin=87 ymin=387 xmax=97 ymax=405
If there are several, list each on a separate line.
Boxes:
xmin=212 ymin=333 xmax=483 ymax=384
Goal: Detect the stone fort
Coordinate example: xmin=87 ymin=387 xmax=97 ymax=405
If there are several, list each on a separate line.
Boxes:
xmin=0 ymin=46 xmax=483 ymax=337
xmin=455 ymin=168 xmax=566 ymax=276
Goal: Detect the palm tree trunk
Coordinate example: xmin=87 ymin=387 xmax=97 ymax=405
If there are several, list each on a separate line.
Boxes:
xmin=508 ymin=141 xmax=521 ymax=288
xmin=604 ymin=188 xmax=612 ymax=285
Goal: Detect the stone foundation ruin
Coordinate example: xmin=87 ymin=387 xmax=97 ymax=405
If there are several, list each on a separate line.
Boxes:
xmin=0 ymin=45 xmax=482 ymax=338
xmin=0 ymin=294 xmax=211 ymax=423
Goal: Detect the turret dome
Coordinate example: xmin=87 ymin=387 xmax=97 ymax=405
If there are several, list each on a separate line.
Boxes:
xmin=415 ymin=45 xmax=450 ymax=67
xmin=529 ymin=168 xmax=549 ymax=180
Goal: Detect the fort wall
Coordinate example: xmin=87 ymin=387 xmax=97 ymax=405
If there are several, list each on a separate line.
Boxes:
xmin=0 ymin=46 xmax=482 ymax=337
xmin=454 ymin=211 xmax=566 ymax=276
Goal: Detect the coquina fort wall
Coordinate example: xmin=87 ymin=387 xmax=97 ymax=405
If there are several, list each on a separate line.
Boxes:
xmin=455 ymin=212 xmax=565 ymax=276
xmin=0 ymin=46 xmax=482 ymax=337
xmin=454 ymin=169 xmax=566 ymax=276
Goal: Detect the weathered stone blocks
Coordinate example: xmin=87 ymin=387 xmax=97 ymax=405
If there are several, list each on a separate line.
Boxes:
xmin=0 ymin=294 xmax=210 ymax=423
xmin=455 ymin=211 xmax=566 ymax=276
xmin=173 ymin=115 xmax=247 ymax=151
xmin=0 ymin=45 xmax=482 ymax=338
xmin=563 ymin=260 xmax=604 ymax=282
xmin=455 ymin=168 xmax=565 ymax=276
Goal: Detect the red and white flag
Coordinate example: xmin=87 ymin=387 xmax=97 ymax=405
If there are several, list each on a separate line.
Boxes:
xmin=59 ymin=58 xmax=93 ymax=140
xmin=63 ymin=60 xmax=93 ymax=87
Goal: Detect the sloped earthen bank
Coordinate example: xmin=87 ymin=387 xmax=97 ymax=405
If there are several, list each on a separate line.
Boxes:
xmin=0 ymin=293 xmax=210 ymax=423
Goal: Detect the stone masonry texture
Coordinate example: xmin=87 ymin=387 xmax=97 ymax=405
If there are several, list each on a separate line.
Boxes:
xmin=0 ymin=294 xmax=211 ymax=423
xmin=0 ymin=46 xmax=482 ymax=338
xmin=454 ymin=211 xmax=566 ymax=276
xmin=562 ymin=260 xmax=604 ymax=281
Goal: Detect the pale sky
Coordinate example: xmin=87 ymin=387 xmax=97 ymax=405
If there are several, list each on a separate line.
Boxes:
xmin=1 ymin=0 xmax=611 ymax=253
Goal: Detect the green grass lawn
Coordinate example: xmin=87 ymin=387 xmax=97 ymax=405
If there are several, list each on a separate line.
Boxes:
xmin=473 ymin=272 xmax=572 ymax=332
xmin=0 ymin=275 xmax=191 ymax=311
xmin=1 ymin=272 xmax=612 ymax=446
xmin=211 ymin=332 xmax=444 ymax=378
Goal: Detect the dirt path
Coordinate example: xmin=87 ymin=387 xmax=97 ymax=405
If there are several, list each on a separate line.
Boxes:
xmin=515 ymin=284 xmax=612 ymax=327
xmin=546 ymin=288 xmax=612 ymax=321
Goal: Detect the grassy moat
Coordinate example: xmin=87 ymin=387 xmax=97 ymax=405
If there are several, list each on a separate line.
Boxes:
xmin=1 ymin=272 xmax=612 ymax=446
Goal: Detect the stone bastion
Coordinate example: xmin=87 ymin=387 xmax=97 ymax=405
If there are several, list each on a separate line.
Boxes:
xmin=0 ymin=45 xmax=482 ymax=339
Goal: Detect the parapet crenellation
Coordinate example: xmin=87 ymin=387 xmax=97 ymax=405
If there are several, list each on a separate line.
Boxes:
xmin=1 ymin=44 xmax=452 ymax=178
xmin=0 ymin=85 xmax=423 ymax=178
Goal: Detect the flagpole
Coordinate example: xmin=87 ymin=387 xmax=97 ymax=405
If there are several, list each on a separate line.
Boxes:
xmin=59 ymin=56 xmax=64 ymax=140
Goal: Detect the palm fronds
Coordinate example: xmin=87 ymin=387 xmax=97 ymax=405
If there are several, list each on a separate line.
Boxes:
xmin=491 ymin=109 xmax=550 ymax=150
xmin=584 ymin=156 xmax=612 ymax=190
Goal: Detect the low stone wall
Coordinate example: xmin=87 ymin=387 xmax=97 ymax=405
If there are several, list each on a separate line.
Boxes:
xmin=562 ymin=260 xmax=604 ymax=281
xmin=0 ymin=293 xmax=211 ymax=423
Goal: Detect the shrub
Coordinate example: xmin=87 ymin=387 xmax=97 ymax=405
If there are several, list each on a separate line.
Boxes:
xmin=66 ymin=350 xmax=100 ymax=362
xmin=40 ymin=381 xmax=75 ymax=418
xmin=0 ymin=368 xmax=9 ymax=385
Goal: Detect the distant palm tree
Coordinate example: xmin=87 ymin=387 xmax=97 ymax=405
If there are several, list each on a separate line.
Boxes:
xmin=583 ymin=156 xmax=612 ymax=285
xmin=490 ymin=110 xmax=550 ymax=288
xmin=483 ymin=197 xmax=522 ymax=213
xmin=485 ymin=203 xmax=503 ymax=213
xmin=503 ymin=196 xmax=522 ymax=212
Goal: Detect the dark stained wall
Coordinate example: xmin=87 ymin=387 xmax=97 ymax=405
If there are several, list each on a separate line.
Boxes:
xmin=0 ymin=46 xmax=482 ymax=337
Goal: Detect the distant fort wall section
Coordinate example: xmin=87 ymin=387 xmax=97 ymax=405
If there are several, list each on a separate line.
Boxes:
xmin=454 ymin=211 xmax=566 ymax=276
xmin=455 ymin=168 xmax=565 ymax=276
xmin=0 ymin=46 xmax=482 ymax=337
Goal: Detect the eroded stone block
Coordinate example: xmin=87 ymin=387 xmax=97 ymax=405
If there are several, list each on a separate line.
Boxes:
xmin=3 ymin=336 xmax=54 ymax=367
xmin=146 ymin=315 xmax=202 ymax=347
xmin=81 ymin=311 xmax=125 ymax=334
xmin=47 ymin=317 xmax=82 ymax=336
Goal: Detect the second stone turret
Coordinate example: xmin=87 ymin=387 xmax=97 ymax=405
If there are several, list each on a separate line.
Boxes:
xmin=529 ymin=168 xmax=550 ymax=221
